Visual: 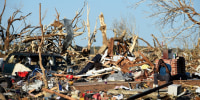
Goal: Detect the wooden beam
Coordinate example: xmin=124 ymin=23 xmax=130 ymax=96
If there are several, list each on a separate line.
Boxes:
xmin=107 ymin=38 xmax=114 ymax=57
xmin=132 ymin=58 xmax=145 ymax=64
xmin=42 ymin=88 xmax=76 ymax=100
xmin=87 ymin=71 xmax=113 ymax=79
xmin=129 ymin=35 xmax=138 ymax=53
xmin=52 ymin=74 xmax=81 ymax=79
xmin=138 ymin=51 xmax=154 ymax=67
xmin=33 ymin=87 xmax=58 ymax=98
xmin=131 ymin=62 xmax=149 ymax=67
xmin=115 ymin=57 xmax=125 ymax=65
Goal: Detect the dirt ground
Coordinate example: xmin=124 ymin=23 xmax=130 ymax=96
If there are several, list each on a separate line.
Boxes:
xmin=73 ymin=80 xmax=200 ymax=93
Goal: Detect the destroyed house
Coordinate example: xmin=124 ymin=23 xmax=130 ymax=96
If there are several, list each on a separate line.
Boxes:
xmin=1 ymin=52 xmax=68 ymax=74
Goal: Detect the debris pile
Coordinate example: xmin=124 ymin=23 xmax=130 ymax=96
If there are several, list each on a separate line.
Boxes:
xmin=1 ymin=1 xmax=200 ymax=100
xmin=1 ymin=42 xmax=200 ymax=100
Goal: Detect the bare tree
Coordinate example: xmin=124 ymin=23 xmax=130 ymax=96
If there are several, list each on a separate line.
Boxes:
xmin=0 ymin=0 xmax=31 ymax=52
xmin=0 ymin=0 xmax=6 ymax=25
xmin=22 ymin=3 xmax=86 ymax=54
xmin=112 ymin=16 xmax=136 ymax=40
xmin=38 ymin=3 xmax=48 ymax=89
xmin=133 ymin=0 xmax=200 ymax=46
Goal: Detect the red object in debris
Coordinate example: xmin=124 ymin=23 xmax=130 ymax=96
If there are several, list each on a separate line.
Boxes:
xmin=82 ymin=93 xmax=85 ymax=97
xmin=68 ymin=75 xmax=73 ymax=79
xmin=86 ymin=90 xmax=93 ymax=94
xmin=93 ymin=93 xmax=101 ymax=100
xmin=18 ymin=71 xmax=29 ymax=77
xmin=66 ymin=75 xmax=69 ymax=78
xmin=66 ymin=75 xmax=73 ymax=79
xmin=11 ymin=79 xmax=15 ymax=83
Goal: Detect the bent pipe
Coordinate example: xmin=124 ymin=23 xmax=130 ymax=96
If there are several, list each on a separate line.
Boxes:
xmin=127 ymin=81 xmax=173 ymax=100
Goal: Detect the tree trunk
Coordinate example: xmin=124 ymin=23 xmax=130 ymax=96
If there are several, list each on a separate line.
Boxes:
xmin=39 ymin=3 xmax=48 ymax=89
xmin=86 ymin=4 xmax=91 ymax=51
xmin=99 ymin=13 xmax=108 ymax=45
xmin=98 ymin=13 xmax=108 ymax=54
xmin=4 ymin=37 xmax=9 ymax=51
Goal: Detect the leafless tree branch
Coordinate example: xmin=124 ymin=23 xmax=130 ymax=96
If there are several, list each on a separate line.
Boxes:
xmin=0 ymin=0 xmax=6 ymax=24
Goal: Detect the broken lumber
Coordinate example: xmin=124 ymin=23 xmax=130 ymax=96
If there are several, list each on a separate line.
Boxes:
xmin=107 ymin=89 xmax=138 ymax=95
xmin=107 ymin=38 xmax=114 ymax=57
xmin=138 ymin=51 xmax=154 ymax=67
xmin=129 ymin=35 xmax=138 ymax=53
xmin=42 ymin=88 xmax=76 ymax=100
xmin=87 ymin=71 xmax=114 ymax=79
xmin=52 ymin=74 xmax=81 ymax=79
xmin=0 ymin=93 xmax=6 ymax=100
xmin=32 ymin=87 xmax=58 ymax=98
xmin=127 ymin=81 xmax=173 ymax=100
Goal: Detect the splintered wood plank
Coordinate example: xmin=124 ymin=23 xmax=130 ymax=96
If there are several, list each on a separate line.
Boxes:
xmin=129 ymin=35 xmax=138 ymax=53
xmin=42 ymin=88 xmax=76 ymax=100
xmin=132 ymin=58 xmax=145 ymax=64
xmin=98 ymin=44 xmax=108 ymax=54
xmin=138 ymin=51 xmax=154 ymax=67
xmin=115 ymin=57 xmax=125 ymax=65
xmin=108 ymin=38 xmax=114 ymax=57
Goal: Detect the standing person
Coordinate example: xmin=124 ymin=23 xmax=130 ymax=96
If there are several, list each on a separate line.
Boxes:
xmin=153 ymin=59 xmax=171 ymax=87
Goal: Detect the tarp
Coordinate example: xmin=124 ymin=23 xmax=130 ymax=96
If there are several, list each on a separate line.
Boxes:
xmin=12 ymin=63 xmax=32 ymax=76
xmin=77 ymin=54 xmax=102 ymax=75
